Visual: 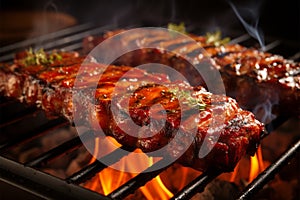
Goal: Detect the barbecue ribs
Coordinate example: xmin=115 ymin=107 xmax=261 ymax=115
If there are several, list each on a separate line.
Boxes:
xmin=83 ymin=30 xmax=300 ymax=121
xmin=0 ymin=50 xmax=264 ymax=172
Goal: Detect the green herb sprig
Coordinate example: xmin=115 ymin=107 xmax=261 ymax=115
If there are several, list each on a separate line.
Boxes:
xmin=23 ymin=48 xmax=62 ymax=67
xmin=167 ymin=22 xmax=187 ymax=34
xmin=169 ymin=87 xmax=206 ymax=111
xmin=205 ymin=30 xmax=230 ymax=46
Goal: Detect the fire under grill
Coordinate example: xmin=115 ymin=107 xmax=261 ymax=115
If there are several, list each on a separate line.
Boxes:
xmin=0 ymin=23 xmax=299 ymax=200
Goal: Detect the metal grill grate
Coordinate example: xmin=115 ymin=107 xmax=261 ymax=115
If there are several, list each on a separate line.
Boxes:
xmin=0 ymin=23 xmax=299 ymax=200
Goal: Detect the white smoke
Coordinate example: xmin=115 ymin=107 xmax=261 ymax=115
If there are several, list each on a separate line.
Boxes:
xmin=227 ymin=0 xmax=265 ymax=50
xmin=252 ymin=92 xmax=279 ymax=124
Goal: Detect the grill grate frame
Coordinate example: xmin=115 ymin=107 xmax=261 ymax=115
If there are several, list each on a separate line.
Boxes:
xmin=0 ymin=23 xmax=299 ymax=200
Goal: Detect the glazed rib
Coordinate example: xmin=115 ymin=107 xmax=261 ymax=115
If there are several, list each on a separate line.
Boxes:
xmin=0 ymin=50 xmax=264 ymax=172
xmin=83 ymin=30 xmax=300 ymax=121
xmin=93 ymin=81 xmax=264 ymax=171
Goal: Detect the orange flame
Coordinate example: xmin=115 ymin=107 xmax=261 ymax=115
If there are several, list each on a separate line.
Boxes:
xmin=84 ymin=137 xmax=101 ymax=191
xmin=256 ymin=145 xmax=265 ymax=171
xmin=249 ymin=145 xmax=265 ymax=182
xmin=230 ymin=162 xmax=240 ymax=182
xmin=85 ymin=137 xmax=173 ymax=199
xmin=249 ymin=153 xmax=259 ymax=182
xmin=89 ymin=137 xmax=100 ymax=164
xmin=139 ymin=156 xmax=173 ymax=200
xmin=87 ymin=139 xmax=266 ymax=198
xmin=228 ymin=145 xmax=266 ymax=184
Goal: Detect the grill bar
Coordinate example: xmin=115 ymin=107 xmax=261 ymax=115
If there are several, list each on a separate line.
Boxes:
xmin=229 ymin=34 xmax=251 ymax=44
xmin=0 ymin=156 xmax=109 ymax=200
xmin=237 ymin=139 xmax=300 ymax=200
xmin=0 ymin=24 xmax=116 ymax=62
xmin=265 ymin=115 xmax=289 ymax=135
xmin=66 ymin=160 xmax=106 ymax=184
xmin=61 ymin=42 xmax=85 ymax=52
xmin=41 ymin=23 xmax=140 ymax=52
xmin=0 ymin=98 xmax=15 ymax=107
xmin=0 ymin=109 xmax=40 ymax=129
xmin=170 ymin=170 xmax=221 ymax=200
xmin=0 ymin=118 xmax=68 ymax=152
xmin=0 ymin=23 xmax=94 ymax=54
xmin=37 ymin=25 xmax=116 ymax=51
xmin=108 ymin=158 xmax=172 ymax=199
xmin=67 ymin=145 xmax=135 ymax=184
xmin=24 ymin=131 xmax=94 ymax=167
xmin=0 ymin=105 xmax=37 ymax=126
xmin=289 ymin=51 xmax=300 ymax=61
xmin=259 ymin=40 xmax=281 ymax=52
xmin=0 ymin=100 xmax=37 ymax=123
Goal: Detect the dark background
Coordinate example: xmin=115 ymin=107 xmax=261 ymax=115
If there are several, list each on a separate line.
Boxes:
xmin=0 ymin=0 xmax=299 ymax=42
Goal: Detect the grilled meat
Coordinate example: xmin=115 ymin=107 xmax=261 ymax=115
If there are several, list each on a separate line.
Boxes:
xmin=92 ymin=81 xmax=263 ymax=171
xmin=83 ymin=30 xmax=300 ymax=121
xmin=0 ymin=50 xmax=264 ymax=172
xmin=0 ymin=51 xmax=83 ymax=120
xmin=0 ymin=51 xmax=168 ymax=121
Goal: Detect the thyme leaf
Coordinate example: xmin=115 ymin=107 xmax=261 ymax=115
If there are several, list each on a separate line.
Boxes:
xmin=22 ymin=48 xmax=62 ymax=67
xmin=205 ymin=30 xmax=230 ymax=46
xmin=167 ymin=22 xmax=187 ymax=34
xmin=169 ymin=87 xmax=206 ymax=111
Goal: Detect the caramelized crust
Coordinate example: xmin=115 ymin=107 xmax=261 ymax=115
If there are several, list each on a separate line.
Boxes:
xmin=0 ymin=49 xmax=264 ymax=172
xmin=83 ymin=31 xmax=300 ymax=119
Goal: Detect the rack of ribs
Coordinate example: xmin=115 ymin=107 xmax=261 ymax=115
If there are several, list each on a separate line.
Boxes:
xmin=0 ymin=49 xmax=264 ymax=172
xmin=82 ymin=30 xmax=300 ymax=120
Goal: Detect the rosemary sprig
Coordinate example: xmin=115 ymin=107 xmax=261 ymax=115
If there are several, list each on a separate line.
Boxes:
xmin=169 ymin=87 xmax=206 ymax=111
xmin=205 ymin=30 xmax=230 ymax=46
xmin=22 ymin=48 xmax=62 ymax=67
